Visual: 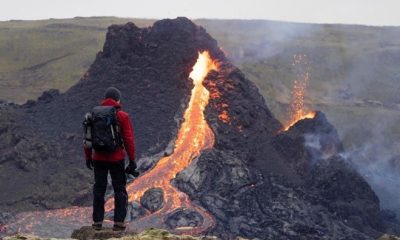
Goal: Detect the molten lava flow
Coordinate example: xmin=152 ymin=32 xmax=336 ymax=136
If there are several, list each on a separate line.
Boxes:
xmin=0 ymin=51 xmax=219 ymax=237
xmin=105 ymin=51 xmax=219 ymax=234
xmin=1 ymin=207 xmax=92 ymax=237
xmin=283 ymin=54 xmax=316 ymax=131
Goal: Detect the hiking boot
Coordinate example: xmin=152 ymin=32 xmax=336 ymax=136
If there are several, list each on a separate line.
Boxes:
xmin=113 ymin=222 xmax=126 ymax=231
xmin=92 ymin=222 xmax=103 ymax=231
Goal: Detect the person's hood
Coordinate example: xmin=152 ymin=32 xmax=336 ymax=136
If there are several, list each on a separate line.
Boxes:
xmin=101 ymin=98 xmax=122 ymax=109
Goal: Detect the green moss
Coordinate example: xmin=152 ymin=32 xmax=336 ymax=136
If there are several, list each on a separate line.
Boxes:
xmin=119 ymin=228 xmax=218 ymax=240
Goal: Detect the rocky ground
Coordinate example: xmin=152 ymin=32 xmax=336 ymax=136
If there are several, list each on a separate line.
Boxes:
xmin=0 ymin=18 xmax=399 ymax=239
xmin=3 ymin=228 xmax=400 ymax=240
xmin=4 ymin=227 xmax=222 ymax=240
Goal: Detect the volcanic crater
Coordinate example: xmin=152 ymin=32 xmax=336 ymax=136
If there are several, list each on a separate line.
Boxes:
xmin=0 ymin=17 xmax=399 ymax=239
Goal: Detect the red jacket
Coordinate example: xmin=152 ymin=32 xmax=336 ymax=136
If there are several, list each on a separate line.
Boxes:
xmin=84 ymin=98 xmax=135 ymax=162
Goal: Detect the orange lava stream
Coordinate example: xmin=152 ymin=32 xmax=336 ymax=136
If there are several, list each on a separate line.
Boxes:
xmin=1 ymin=51 xmax=219 ymax=237
xmin=105 ymin=51 xmax=219 ymax=234
xmin=282 ymin=54 xmax=315 ymax=131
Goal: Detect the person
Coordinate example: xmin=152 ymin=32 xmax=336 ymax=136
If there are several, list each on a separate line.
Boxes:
xmin=84 ymin=87 xmax=138 ymax=231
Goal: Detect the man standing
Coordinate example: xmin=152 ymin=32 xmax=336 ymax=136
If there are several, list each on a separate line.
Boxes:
xmin=84 ymin=87 xmax=138 ymax=231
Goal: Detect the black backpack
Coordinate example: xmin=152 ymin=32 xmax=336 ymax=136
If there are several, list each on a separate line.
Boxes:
xmin=83 ymin=106 xmax=122 ymax=152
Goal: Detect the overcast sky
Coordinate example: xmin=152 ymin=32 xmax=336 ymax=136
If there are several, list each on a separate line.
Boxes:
xmin=1 ymin=0 xmax=399 ymax=26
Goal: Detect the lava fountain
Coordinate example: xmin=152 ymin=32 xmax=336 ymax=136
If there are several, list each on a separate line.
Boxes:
xmin=0 ymin=51 xmax=219 ymax=237
xmin=107 ymin=50 xmax=219 ymax=234
xmin=282 ymin=54 xmax=316 ymax=131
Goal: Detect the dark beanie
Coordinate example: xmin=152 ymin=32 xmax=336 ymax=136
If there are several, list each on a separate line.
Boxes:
xmin=104 ymin=87 xmax=121 ymax=101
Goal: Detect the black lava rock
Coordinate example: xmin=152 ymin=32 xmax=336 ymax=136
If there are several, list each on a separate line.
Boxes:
xmin=165 ymin=209 xmax=204 ymax=229
xmin=140 ymin=188 xmax=164 ymax=213
xmin=0 ymin=17 xmax=395 ymax=239
xmin=127 ymin=201 xmax=146 ymax=221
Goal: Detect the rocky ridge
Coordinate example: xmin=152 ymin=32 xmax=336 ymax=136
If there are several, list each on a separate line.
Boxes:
xmin=0 ymin=17 xmax=399 ymax=239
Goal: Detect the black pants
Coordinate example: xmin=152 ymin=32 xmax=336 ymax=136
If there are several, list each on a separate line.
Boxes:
xmin=93 ymin=160 xmax=128 ymax=223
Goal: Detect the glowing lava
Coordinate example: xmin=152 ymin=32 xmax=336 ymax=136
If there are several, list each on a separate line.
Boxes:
xmin=283 ymin=54 xmax=316 ymax=131
xmin=0 ymin=51 xmax=219 ymax=237
xmin=105 ymin=51 xmax=219 ymax=234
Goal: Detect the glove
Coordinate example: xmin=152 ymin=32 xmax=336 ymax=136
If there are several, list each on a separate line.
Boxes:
xmin=86 ymin=159 xmax=93 ymax=170
xmin=125 ymin=160 xmax=139 ymax=177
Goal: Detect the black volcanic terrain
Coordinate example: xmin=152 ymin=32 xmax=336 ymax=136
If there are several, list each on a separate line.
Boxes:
xmin=0 ymin=18 xmax=399 ymax=239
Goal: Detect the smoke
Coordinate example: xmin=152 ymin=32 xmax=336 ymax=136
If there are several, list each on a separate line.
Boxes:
xmin=338 ymin=116 xmax=400 ymax=216
xmin=197 ymin=19 xmax=320 ymax=63
xmin=202 ymin=20 xmax=400 ymax=216
xmin=198 ymin=19 xmax=400 ymax=216
xmin=304 ymin=133 xmax=338 ymax=164
xmin=304 ymin=115 xmax=400 ymax=216
xmin=304 ymin=133 xmax=327 ymax=166
xmin=313 ymin=26 xmax=400 ymax=217
xmin=198 ymin=20 xmax=322 ymax=120
xmin=328 ymin=45 xmax=400 ymax=214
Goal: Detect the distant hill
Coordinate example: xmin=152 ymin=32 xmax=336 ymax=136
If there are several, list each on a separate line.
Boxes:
xmin=0 ymin=17 xmax=155 ymax=102
xmin=1 ymin=17 xmax=400 ymax=215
